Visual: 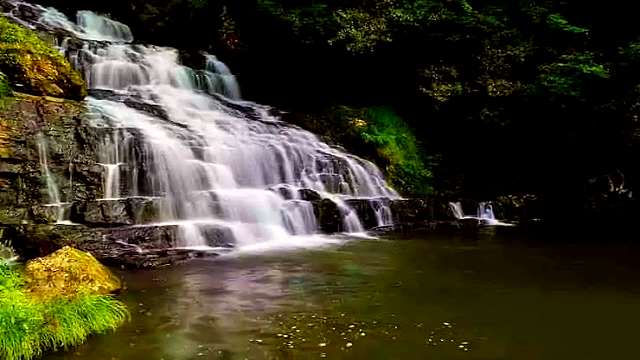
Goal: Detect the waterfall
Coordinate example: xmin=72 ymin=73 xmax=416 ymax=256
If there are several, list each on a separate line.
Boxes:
xmin=477 ymin=202 xmax=496 ymax=221
xmin=372 ymin=198 xmax=393 ymax=226
xmin=36 ymin=133 xmax=61 ymax=206
xmin=35 ymin=133 xmax=71 ymax=224
xmin=449 ymin=201 xmax=511 ymax=226
xmin=4 ymin=1 xmax=400 ymax=249
xmin=449 ymin=202 xmax=466 ymax=220
xmin=76 ymin=10 xmax=133 ymax=43
xmin=203 ymin=54 xmax=241 ymax=100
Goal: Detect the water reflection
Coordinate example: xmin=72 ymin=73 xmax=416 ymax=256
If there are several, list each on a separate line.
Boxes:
xmin=46 ymin=233 xmax=640 ymax=359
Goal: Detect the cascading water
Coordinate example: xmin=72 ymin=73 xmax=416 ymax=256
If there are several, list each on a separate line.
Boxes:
xmin=477 ymin=202 xmax=496 ymax=221
xmin=3 ymin=1 xmax=400 ymax=250
xmin=449 ymin=202 xmax=466 ymax=220
xmin=35 ymin=133 xmax=71 ymax=224
xmin=203 ymin=54 xmax=241 ymax=100
xmin=449 ymin=201 xmax=511 ymax=226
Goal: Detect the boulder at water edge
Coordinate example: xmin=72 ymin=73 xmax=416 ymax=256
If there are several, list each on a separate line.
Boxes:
xmin=24 ymin=246 xmax=121 ymax=300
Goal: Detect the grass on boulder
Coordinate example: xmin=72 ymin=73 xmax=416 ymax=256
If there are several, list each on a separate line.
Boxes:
xmin=0 ymin=247 xmax=128 ymax=360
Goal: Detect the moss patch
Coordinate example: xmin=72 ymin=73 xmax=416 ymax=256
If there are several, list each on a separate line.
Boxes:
xmin=0 ymin=16 xmax=86 ymax=100
xmin=24 ymin=246 xmax=121 ymax=300
xmin=0 ymin=247 xmax=128 ymax=360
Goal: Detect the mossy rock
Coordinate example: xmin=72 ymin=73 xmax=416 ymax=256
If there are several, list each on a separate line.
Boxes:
xmin=24 ymin=246 xmax=121 ymax=300
xmin=0 ymin=17 xmax=86 ymax=100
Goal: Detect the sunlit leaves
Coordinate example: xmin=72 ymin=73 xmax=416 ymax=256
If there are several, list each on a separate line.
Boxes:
xmin=331 ymin=9 xmax=391 ymax=53
xmin=419 ymin=65 xmax=463 ymax=104
xmin=547 ymin=13 xmax=588 ymax=34
xmin=538 ymin=52 xmax=608 ymax=97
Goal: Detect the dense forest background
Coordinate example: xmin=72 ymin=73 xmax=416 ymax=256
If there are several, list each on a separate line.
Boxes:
xmin=37 ymin=0 xmax=640 ymax=225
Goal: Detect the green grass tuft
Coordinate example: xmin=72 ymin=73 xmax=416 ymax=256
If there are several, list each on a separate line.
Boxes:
xmin=0 ymin=72 xmax=10 ymax=98
xmin=0 ymin=263 xmax=129 ymax=360
xmin=0 ymin=71 xmax=11 ymax=109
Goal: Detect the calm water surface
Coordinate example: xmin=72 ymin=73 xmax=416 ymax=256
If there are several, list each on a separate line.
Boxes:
xmin=47 ymin=229 xmax=640 ymax=359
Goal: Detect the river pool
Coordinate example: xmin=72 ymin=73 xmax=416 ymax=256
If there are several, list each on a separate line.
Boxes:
xmin=46 ymin=229 xmax=640 ymax=359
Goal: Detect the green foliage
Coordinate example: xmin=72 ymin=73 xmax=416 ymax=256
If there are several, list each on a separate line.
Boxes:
xmin=420 ymin=65 xmax=464 ymax=104
xmin=547 ymin=13 xmax=588 ymax=34
xmin=257 ymin=0 xmax=455 ymax=53
xmin=538 ymin=52 xmax=609 ymax=97
xmin=0 ymin=16 xmax=85 ymax=99
xmin=359 ymin=107 xmax=433 ymax=195
xmin=620 ymin=41 xmax=640 ymax=63
xmin=0 ymin=260 xmax=128 ymax=360
xmin=331 ymin=9 xmax=391 ymax=53
xmin=257 ymin=0 xmax=334 ymax=44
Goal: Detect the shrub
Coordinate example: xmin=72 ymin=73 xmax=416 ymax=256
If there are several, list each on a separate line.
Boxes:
xmin=359 ymin=107 xmax=433 ymax=196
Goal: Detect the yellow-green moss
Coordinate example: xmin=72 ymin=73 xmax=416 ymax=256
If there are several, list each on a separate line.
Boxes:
xmin=0 ymin=16 xmax=86 ymax=99
xmin=24 ymin=246 xmax=121 ymax=300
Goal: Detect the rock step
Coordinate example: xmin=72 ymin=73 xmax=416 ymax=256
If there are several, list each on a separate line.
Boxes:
xmin=27 ymin=194 xmax=419 ymax=232
xmin=2 ymin=223 xmax=234 ymax=268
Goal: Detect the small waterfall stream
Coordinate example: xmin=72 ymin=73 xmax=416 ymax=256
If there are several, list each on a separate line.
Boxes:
xmin=4 ymin=1 xmax=400 ymax=250
xmin=35 ymin=133 xmax=71 ymax=224
xmin=449 ymin=201 xmax=511 ymax=226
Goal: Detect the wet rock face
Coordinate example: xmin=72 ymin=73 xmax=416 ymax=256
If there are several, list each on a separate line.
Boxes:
xmin=73 ymin=198 xmax=164 ymax=227
xmin=345 ymin=199 xmax=377 ymax=229
xmin=299 ymin=188 xmax=322 ymax=201
xmin=0 ymin=94 xmax=102 ymax=225
xmin=0 ymin=223 xmax=220 ymax=268
xmin=390 ymin=199 xmax=433 ymax=224
xmin=313 ymin=199 xmax=343 ymax=233
xmin=199 ymin=224 xmax=235 ymax=248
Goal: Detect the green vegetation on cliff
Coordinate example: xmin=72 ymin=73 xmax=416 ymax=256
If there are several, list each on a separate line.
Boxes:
xmin=0 ymin=246 xmax=128 ymax=360
xmin=361 ymin=107 xmax=432 ymax=195
xmin=0 ymin=16 xmax=86 ymax=99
